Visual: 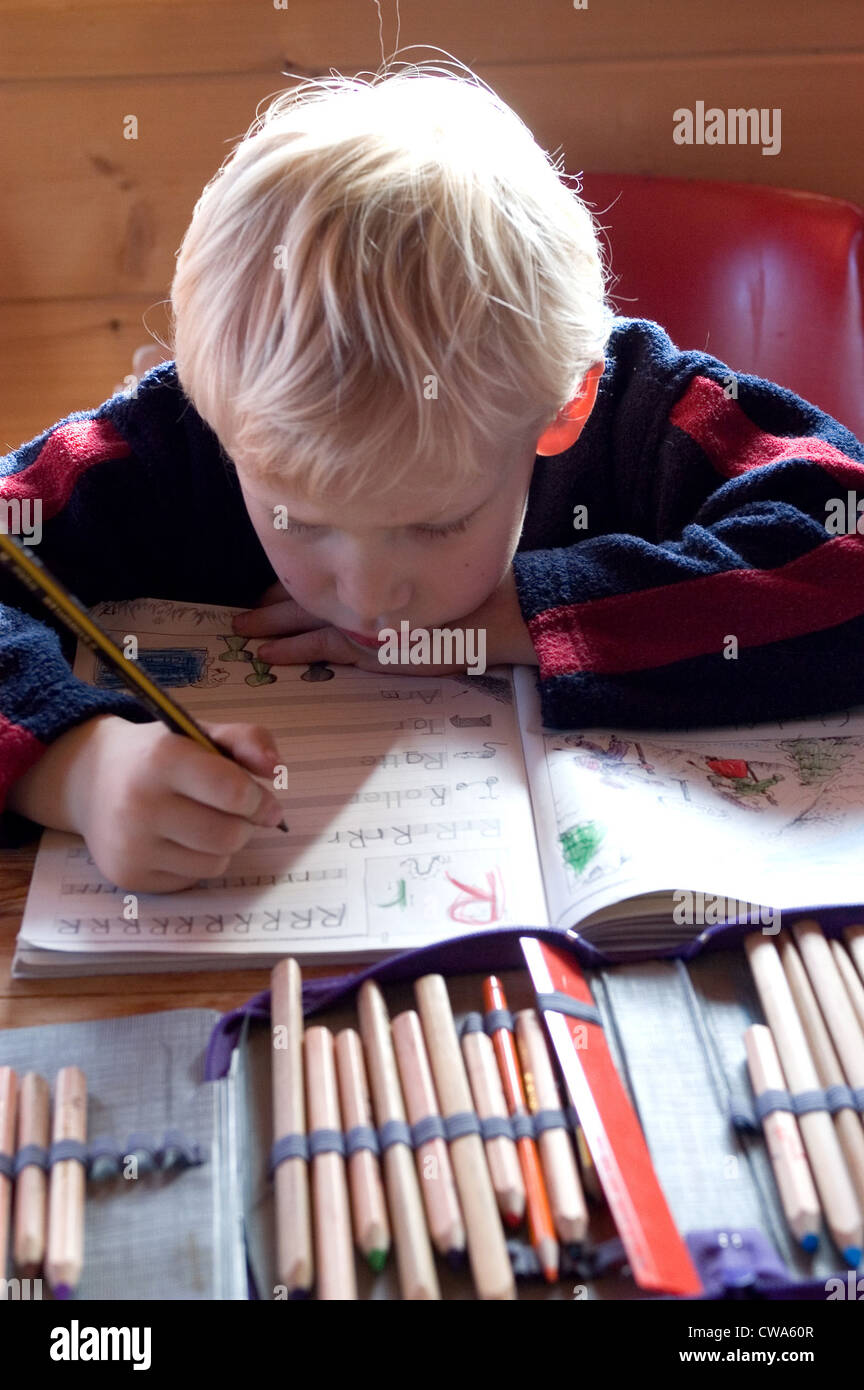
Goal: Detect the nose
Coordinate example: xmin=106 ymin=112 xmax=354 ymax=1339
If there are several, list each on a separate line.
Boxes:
xmin=336 ymin=552 xmax=413 ymax=627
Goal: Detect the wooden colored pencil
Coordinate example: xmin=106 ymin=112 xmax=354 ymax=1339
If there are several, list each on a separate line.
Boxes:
xmin=334 ymin=1028 xmax=390 ymax=1270
xmin=845 ymin=926 xmax=864 ymax=990
xmin=357 ymin=981 xmax=440 ymax=1300
xmin=13 ymin=1072 xmax=50 ymax=1276
xmin=514 ymin=1009 xmax=588 ymax=1244
xmin=779 ymin=932 xmax=864 ymax=1211
xmin=304 ymin=1027 xmax=356 ymax=1300
xmin=460 ymin=1016 xmax=525 ymax=1226
xmin=745 ymin=933 xmax=863 ymax=1265
xmin=270 ymin=958 xmax=312 ymax=1295
xmin=793 ymin=921 xmax=864 ymax=1122
xmin=744 ymin=1024 xmax=821 ymax=1250
xmin=483 ymin=976 xmax=558 ymax=1282
xmin=0 ymin=1067 xmax=17 ymax=1279
xmin=46 ymin=1066 xmax=87 ymax=1297
xmin=832 ymin=937 xmax=864 ymax=1037
xmin=414 ymin=973 xmax=516 ymax=1300
xmin=391 ymin=1010 xmax=465 ymax=1258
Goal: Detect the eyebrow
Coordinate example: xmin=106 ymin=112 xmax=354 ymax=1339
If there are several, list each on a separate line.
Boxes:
xmin=281 ymin=493 xmax=492 ymax=530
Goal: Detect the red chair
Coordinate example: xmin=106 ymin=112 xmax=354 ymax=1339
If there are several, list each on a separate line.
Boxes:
xmin=578 ymin=173 xmax=864 ymax=441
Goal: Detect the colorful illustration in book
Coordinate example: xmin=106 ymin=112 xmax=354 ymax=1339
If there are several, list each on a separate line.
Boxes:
xmin=560 ymin=820 xmax=605 ymax=874
xmin=455 ymin=776 xmax=500 ymax=800
xmin=452 ymin=674 xmax=513 ymax=704
xmin=453 ymin=742 xmax=505 ymax=760
xmin=245 ymin=657 xmax=276 ymax=686
xmin=217 ymin=634 xmax=253 ymax=663
xmin=366 ymin=853 xmax=506 ymax=929
xmin=562 ymin=733 xmax=657 ymax=786
xmin=778 ymin=738 xmax=855 ymax=786
xmin=301 ymin=661 xmax=335 ymax=682
xmin=687 ymin=756 xmax=784 ymax=808
xmin=94 ymin=646 xmax=209 ymax=689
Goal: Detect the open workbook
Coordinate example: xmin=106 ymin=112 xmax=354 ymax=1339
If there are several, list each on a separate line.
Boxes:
xmin=12 ymin=598 xmax=864 ymax=976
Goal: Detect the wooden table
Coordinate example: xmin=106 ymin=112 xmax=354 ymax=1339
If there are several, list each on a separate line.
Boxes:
xmin=0 ymin=845 xmax=344 ymax=1030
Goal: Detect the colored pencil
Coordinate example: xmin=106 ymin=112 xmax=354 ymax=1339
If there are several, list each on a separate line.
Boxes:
xmin=13 ymin=1072 xmax=50 ymax=1276
xmin=832 ymin=937 xmax=864 ymax=1037
xmin=745 ymin=932 xmax=863 ymax=1266
xmin=414 ymin=974 xmax=516 ymax=1300
xmin=46 ymin=1065 xmax=87 ymax=1297
xmin=0 ymin=1067 xmax=17 ymax=1279
xmin=357 ymin=980 xmax=440 ymax=1300
xmin=513 ymin=1008 xmax=588 ymax=1245
xmin=483 ymin=976 xmax=558 ymax=1282
xmin=460 ymin=1015 xmax=525 ymax=1226
xmin=744 ymin=1024 xmax=821 ymax=1250
xmin=334 ymin=1028 xmax=390 ymax=1271
xmin=270 ymin=958 xmax=313 ymax=1295
xmin=304 ymin=1027 xmax=356 ymax=1300
xmin=779 ymin=932 xmax=864 ymax=1212
xmin=845 ymin=926 xmax=864 ymax=990
xmin=391 ymin=1010 xmax=465 ymax=1258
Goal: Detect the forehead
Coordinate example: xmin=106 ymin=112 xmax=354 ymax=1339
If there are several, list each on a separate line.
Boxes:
xmin=237 ymin=456 xmax=525 ymax=527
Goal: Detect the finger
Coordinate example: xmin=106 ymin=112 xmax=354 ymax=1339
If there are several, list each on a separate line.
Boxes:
xmin=232 ymin=599 xmax=328 ymax=638
xmin=254 ymin=626 xmax=364 ymax=668
xmin=154 ymin=793 xmax=273 ymax=857
xmin=144 ymin=836 xmax=237 ymax=882
xmin=199 ymin=720 xmax=280 ymax=780
xmin=163 ymin=732 xmax=280 ymax=819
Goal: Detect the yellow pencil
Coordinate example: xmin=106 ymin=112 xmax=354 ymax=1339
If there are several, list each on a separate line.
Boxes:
xmin=0 ymin=531 xmax=288 ymax=830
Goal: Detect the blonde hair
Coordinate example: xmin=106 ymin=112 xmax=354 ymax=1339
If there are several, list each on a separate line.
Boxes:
xmin=170 ymin=63 xmax=614 ymax=501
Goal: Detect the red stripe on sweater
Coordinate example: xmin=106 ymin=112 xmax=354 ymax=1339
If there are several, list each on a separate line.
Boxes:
xmin=670 ymin=375 xmax=864 ymax=483
xmin=0 ymin=716 xmax=47 ymax=810
xmin=0 ymin=419 xmax=130 ymax=517
xmin=530 ymin=531 xmax=864 ymax=678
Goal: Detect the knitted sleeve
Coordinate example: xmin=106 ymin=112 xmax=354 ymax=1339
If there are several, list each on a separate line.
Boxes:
xmin=0 ymin=365 xmax=274 ymax=846
xmin=512 ymin=319 xmax=864 ymax=730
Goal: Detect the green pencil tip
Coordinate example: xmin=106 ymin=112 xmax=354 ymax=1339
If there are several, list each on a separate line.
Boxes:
xmin=367 ymin=1248 xmax=388 ymax=1273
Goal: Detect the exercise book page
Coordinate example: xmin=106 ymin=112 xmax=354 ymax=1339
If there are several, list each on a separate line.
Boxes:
xmin=18 ymin=599 xmax=549 ymax=959
xmin=513 ymin=666 xmax=864 ymax=929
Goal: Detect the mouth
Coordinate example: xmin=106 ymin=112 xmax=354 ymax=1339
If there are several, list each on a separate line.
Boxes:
xmin=337 ymin=627 xmax=386 ymax=650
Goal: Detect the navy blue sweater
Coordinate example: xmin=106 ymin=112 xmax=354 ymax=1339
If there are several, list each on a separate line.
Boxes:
xmin=2 ymin=317 xmax=863 ymax=847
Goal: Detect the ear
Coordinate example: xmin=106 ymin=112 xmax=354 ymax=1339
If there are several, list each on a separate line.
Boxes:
xmin=535 ymin=360 xmax=605 ymax=456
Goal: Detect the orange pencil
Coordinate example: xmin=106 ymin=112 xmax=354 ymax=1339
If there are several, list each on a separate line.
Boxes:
xmin=483 ymin=977 xmax=558 ymax=1282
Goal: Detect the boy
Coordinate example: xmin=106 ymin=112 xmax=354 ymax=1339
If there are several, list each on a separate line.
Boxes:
xmin=2 ymin=68 xmax=864 ymax=895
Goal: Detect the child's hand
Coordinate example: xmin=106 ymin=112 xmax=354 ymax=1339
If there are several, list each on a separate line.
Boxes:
xmin=70 ymin=714 xmax=284 ymax=892
xmin=231 ymin=570 xmax=538 ymax=673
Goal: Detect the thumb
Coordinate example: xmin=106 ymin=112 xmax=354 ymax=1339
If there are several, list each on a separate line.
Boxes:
xmin=200 ymin=721 xmax=280 ymax=781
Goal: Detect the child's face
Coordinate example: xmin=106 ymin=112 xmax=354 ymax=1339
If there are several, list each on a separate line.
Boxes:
xmin=236 ymin=437 xmax=538 ymax=646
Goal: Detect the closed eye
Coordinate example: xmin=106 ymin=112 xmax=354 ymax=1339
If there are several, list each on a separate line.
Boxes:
xmin=413 ymin=516 xmax=472 ymax=540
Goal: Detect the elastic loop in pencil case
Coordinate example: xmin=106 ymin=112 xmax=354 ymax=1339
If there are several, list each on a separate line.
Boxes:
xmin=269 ymin=1132 xmax=309 ymax=1172
xmin=753 ymin=1086 xmax=863 ymax=1120
xmin=410 ymin=1114 xmax=446 ymax=1147
xmin=13 ymin=1143 xmax=49 ymax=1175
xmin=48 ymin=1139 xmax=88 ymax=1167
xmin=535 ymin=992 xmax=602 ymax=1026
xmin=0 ymin=1149 xmax=13 ymax=1179
xmin=483 ymin=1008 xmax=515 ymax=1035
xmin=532 ymin=1107 xmax=570 ymax=1136
xmin=345 ymin=1124 xmax=379 ymax=1158
xmin=307 ymin=1128 xmax=345 ymax=1159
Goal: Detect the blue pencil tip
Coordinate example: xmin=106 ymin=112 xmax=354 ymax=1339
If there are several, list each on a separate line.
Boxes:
xmin=53 ymin=1284 xmax=72 ymax=1300
xmin=842 ymin=1246 xmax=862 ymax=1268
xmin=800 ymin=1233 xmax=819 ymax=1253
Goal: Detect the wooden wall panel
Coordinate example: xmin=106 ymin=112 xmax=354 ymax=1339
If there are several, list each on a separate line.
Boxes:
xmin=1 ymin=0 xmax=862 ymax=443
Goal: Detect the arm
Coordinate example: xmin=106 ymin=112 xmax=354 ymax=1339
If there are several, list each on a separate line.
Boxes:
xmin=512 ymin=318 xmax=864 ymax=730
xmin=0 ymin=365 xmax=277 ymax=845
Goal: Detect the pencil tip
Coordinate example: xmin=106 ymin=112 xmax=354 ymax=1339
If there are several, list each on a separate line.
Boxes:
xmin=367 ymin=1249 xmax=387 ymax=1273
xmin=279 ymin=819 xmax=290 ymax=834
xmin=800 ymin=1233 xmax=819 ymax=1253
xmin=843 ymin=1245 xmax=862 ymax=1267
xmin=52 ymin=1284 xmax=72 ymax=1300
